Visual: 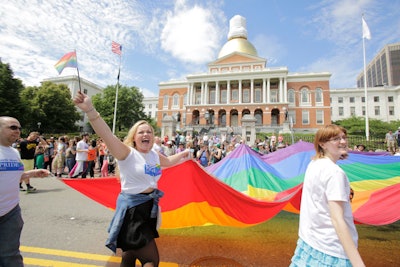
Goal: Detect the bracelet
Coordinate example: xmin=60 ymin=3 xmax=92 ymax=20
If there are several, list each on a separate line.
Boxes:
xmin=85 ymin=107 xmax=96 ymax=113
xmin=88 ymin=112 xmax=101 ymax=121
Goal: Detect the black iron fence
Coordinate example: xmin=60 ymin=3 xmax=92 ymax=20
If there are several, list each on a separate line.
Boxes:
xmin=285 ymin=134 xmax=387 ymax=152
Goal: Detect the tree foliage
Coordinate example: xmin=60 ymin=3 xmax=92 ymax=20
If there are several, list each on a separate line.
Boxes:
xmin=0 ymin=60 xmax=26 ymax=120
xmin=92 ymin=84 xmax=149 ymax=132
xmin=20 ymin=82 xmax=81 ymax=133
xmin=333 ymin=116 xmax=400 ymax=138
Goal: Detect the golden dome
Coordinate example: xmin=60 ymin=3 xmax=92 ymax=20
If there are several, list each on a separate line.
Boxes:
xmin=217 ymin=15 xmax=258 ymax=59
xmin=218 ymin=37 xmax=258 ymax=58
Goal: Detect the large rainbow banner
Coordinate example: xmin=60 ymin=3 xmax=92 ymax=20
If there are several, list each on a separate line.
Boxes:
xmin=62 ymin=141 xmax=400 ymax=228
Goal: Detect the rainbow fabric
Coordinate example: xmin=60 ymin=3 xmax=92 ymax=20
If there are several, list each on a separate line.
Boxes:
xmin=62 ymin=141 xmax=400 ymax=228
xmin=54 ymin=51 xmax=77 ymax=74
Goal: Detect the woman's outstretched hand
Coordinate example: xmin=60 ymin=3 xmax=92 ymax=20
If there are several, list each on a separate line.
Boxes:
xmin=73 ymin=91 xmax=94 ymax=113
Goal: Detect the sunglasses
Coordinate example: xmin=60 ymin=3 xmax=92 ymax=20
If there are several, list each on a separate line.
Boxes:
xmin=9 ymin=125 xmax=22 ymax=131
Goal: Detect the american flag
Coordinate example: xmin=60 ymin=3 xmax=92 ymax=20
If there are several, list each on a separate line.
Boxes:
xmin=112 ymin=41 xmax=122 ymax=55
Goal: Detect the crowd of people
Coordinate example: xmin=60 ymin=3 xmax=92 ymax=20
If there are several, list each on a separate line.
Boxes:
xmin=11 ymin=132 xmax=117 ymax=184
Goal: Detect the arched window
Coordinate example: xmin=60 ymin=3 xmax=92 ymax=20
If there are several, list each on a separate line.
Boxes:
xmin=288 ymin=89 xmax=295 ymax=105
xmin=315 ymin=88 xmax=323 ymax=104
xmin=300 ymin=88 xmax=311 ymax=106
xmin=172 ymin=93 xmax=179 ymax=108
xmin=163 ymin=95 xmax=169 ymax=108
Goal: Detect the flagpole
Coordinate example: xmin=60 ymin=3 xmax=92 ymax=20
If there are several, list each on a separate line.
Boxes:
xmin=112 ymin=54 xmax=121 ymax=134
xmin=75 ymin=50 xmax=82 ymax=92
xmin=362 ymin=15 xmax=369 ymax=141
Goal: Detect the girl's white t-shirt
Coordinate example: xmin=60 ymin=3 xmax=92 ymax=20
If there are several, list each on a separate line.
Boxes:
xmin=117 ymin=148 xmax=161 ymax=194
xmin=299 ymin=157 xmax=358 ymax=258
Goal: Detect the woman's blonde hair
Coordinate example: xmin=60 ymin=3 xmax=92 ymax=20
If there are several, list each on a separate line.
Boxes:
xmin=313 ymin=124 xmax=348 ymax=159
xmin=123 ymin=120 xmax=154 ymax=148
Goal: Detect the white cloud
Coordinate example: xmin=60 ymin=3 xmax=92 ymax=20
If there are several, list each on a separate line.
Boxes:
xmin=160 ymin=1 xmax=225 ymax=64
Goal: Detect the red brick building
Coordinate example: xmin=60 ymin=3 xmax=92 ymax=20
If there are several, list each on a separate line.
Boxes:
xmin=157 ymin=15 xmax=331 ymax=136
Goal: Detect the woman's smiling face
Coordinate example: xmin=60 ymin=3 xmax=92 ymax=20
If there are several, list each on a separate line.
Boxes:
xmin=134 ymin=124 xmax=154 ymax=153
xmin=320 ymin=133 xmax=348 ymax=162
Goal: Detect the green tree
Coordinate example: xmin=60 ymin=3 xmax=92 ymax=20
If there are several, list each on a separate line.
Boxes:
xmin=0 ymin=60 xmax=26 ymax=120
xmin=20 ymin=82 xmax=80 ymax=133
xmin=92 ymin=84 xmax=149 ymax=132
xmin=333 ymin=116 xmax=392 ymax=138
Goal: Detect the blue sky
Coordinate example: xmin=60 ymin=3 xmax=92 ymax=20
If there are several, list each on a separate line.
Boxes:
xmin=1 ymin=0 xmax=399 ymax=97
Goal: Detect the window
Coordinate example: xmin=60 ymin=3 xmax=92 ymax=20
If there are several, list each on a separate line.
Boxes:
xmin=254 ymin=88 xmax=262 ymax=103
xmin=83 ymin=89 xmax=88 ymax=94
xmin=349 ymin=97 xmax=355 ymax=103
xmin=316 ymin=110 xmax=324 ymax=124
xmin=195 ymin=91 xmax=201 ymax=104
xmin=209 ymin=89 xmax=215 ymax=104
xmin=163 ymin=95 xmax=169 ymax=108
xmin=148 ymin=111 xmax=152 ymax=117
xmin=374 ymin=96 xmax=379 ymax=102
xmin=338 ymin=97 xmax=343 ymax=103
xmin=350 ymin=107 xmax=356 ymax=116
xmin=339 ymin=107 xmax=344 ymax=116
xmin=374 ymin=106 xmax=380 ymax=116
xmin=149 ymin=104 xmax=152 ymax=109
xmin=389 ymin=106 xmax=395 ymax=116
xmin=242 ymin=88 xmax=250 ymax=103
xmin=315 ymin=88 xmax=323 ymax=104
xmin=270 ymin=89 xmax=278 ymax=102
xmin=361 ymin=97 xmax=365 ymax=103
xmin=388 ymin=96 xmax=394 ymax=102
xmin=302 ymin=110 xmax=309 ymax=125
xmin=362 ymin=106 xmax=365 ymax=116
xmin=300 ymin=88 xmax=310 ymax=105
xmin=288 ymin=89 xmax=295 ymax=105
xmin=231 ymin=89 xmax=238 ymax=102
xmin=220 ymin=90 xmax=227 ymax=103
xmin=172 ymin=94 xmax=179 ymax=108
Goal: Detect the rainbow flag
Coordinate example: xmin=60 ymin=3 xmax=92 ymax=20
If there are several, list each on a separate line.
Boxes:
xmin=62 ymin=142 xmax=400 ymax=228
xmin=54 ymin=51 xmax=77 ymax=74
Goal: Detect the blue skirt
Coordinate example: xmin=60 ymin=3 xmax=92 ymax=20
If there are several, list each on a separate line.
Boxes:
xmin=290 ymin=238 xmax=352 ymax=267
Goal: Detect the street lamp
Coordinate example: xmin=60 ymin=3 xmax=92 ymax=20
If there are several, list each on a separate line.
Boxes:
xmin=37 ymin=122 xmax=41 ymax=129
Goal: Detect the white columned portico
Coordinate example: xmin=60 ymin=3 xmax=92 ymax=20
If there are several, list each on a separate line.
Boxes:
xmin=267 ymin=78 xmax=271 ymax=103
xmin=279 ymin=77 xmax=283 ymax=102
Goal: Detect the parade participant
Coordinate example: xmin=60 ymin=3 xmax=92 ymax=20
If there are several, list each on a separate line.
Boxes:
xmin=73 ymin=91 xmax=189 ymax=267
xmin=17 ymin=131 xmax=47 ymax=191
xmin=0 ymin=116 xmax=49 ymax=266
xmin=290 ymin=124 xmax=365 ymax=267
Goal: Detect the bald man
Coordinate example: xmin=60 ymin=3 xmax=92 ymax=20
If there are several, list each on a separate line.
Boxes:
xmin=0 ymin=116 xmax=49 ymax=266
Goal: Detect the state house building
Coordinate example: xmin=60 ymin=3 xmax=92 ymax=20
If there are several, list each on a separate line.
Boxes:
xmin=157 ymin=15 xmax=331 ymax=135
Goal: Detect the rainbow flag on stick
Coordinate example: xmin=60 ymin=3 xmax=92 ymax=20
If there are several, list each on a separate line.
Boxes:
xmin=54 ymin=51 xmax=78 ymax=74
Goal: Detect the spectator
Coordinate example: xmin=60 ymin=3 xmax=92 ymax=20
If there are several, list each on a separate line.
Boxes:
xmin=17 ymin=131 xmax=47 ymax=192
xmin=385 ymin=130 xmax=396 ymax=154
xmin=70 ymin=133 xmax=89 ymax=178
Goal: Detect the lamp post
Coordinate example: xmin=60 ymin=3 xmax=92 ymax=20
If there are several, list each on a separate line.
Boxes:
xmin=37 ymin=122 xmax=41 ymax=130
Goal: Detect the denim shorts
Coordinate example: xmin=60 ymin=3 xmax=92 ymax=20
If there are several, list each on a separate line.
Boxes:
xmin=0 ymin=204 xmax=24 ymax=267
xmin=290 ymin=238 xmax=352 ymax=267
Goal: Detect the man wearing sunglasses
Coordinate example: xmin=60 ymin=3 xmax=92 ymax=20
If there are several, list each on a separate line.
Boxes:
xmin=0 ymin=116 xmax=49 ymax=266
xmin=16 ymin=131 xmax=47 ymax=191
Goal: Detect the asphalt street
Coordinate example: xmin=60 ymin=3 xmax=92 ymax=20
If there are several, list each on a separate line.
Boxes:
xmin=19 ymin=176 xmax=178 ymax=267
